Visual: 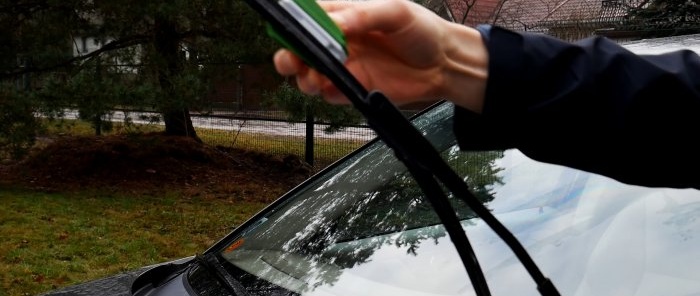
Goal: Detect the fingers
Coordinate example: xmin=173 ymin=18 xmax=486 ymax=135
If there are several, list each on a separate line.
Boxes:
xmin=275 ymin=1 xmax=413 ymax=103
xmin=295 ymin=67 xmax=324 ymax=95
xmin=321 ymin=0 xmax=410 ymax=36
xmin=292 ymin=67 xmax=349 ymax=104
xmin=274 ymin=49 xmax=320 ymax=94
xmin=317 ymin=1 xmax=355 ymax=12
xmin=273 ymin=49 xmax=304 ymax=76
xmin=321 ymin=84 xmax=349 ymax=104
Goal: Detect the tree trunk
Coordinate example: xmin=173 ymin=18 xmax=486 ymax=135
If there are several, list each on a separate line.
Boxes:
xmin=154 ymin=16 xmax=201 ymax=142
xmin=163 ymin=108 xmax=198 ymax=138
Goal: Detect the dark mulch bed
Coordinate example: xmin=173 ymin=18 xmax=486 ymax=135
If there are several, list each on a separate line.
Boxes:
xmin=0 ymin=133 xmax=312 ymax=201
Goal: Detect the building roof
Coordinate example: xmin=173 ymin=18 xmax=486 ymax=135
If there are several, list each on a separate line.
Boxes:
xmin=430 ymin=0 xmax=648 ymax=40
xmin=495 ymin=0 xmax=638 ymax=32
xmin=442 ymin=0 xmax=502 ymax=26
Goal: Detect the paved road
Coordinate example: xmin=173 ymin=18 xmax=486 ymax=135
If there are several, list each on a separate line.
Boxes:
xmin=61 ymin=110 xmax=376 ymax=141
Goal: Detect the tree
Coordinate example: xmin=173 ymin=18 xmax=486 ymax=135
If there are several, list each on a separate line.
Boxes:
xmin=622 ymin=0 xmax=700 ymax=37
xmin=1 ymin=0 xmax=275 ymax=143
xmin=263 ymin=81 xmax=362 ymax=133
xmin=0 ymin=84 xmax=40 ymax=160
xmin=420 ymin=0 xmax=509 ymax=27
xmin=0 ymin=1 xmax=74 ymax=148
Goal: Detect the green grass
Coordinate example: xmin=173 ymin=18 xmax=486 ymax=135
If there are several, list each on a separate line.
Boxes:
xmin=0 ymin=118 xmax=370 ymax=296
xmin=0 ymin=187 xmax=268 ymax=296
xmin=196 ymin=128 xmax=367 ymax=167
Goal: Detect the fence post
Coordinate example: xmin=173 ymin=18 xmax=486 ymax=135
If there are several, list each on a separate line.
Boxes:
xmin=17 ymin=57 xmax=30 ymax=91
xmin=305 ymin=104 xmax=314 ymax=166
xmin=237 ymin=64 xmax=244 ymax=111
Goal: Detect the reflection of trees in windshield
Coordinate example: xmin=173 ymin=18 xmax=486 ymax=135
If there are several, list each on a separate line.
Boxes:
xmin=261 ymin=149 xmax=506 ymax=293
xmin=331 ymin=149 xmax=504 ymax=254
xmin=445 ymin=148 xmax=504 ymax=209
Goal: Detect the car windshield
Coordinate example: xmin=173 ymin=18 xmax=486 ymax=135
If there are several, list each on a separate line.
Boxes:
xmin=198 ymin=102 xmax=700 ymax=296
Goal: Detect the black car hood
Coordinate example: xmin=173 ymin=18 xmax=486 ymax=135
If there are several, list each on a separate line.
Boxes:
xmin=40 ymin=257 xmax=194 ymax=296
xmin=40 ymin=268 xmax=145 ymax=296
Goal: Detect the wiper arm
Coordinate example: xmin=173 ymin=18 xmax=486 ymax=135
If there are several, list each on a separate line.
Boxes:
xmin=241 ymin=1 xmax=560 ymax=295
xmin=194 ymin=253 xmax=251 ymax=296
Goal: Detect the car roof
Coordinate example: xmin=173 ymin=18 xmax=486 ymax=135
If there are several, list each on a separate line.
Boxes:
xmin=620 ymin=33 xmax=700 ymax=55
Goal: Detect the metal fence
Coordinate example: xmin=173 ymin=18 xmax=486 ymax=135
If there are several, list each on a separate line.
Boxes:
xmin=191 ymin=112 xmax=377 ymax=169
xmin=188 ymin=103 xmax=427 ymax=169
xmin=82 ymin=107 xmax=376 ymax=170
xmin=185 ymin=64 xmax=428 ymax=169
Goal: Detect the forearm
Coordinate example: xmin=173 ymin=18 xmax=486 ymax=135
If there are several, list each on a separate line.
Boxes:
xmin=455 ymin=26 xmax=700 ymax=188
xmin=438 ymin=22 xmax=489 ymax=113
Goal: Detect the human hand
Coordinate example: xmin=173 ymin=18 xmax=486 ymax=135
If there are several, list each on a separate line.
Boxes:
xmin=273 ymin=0 xmax=489 ymax=113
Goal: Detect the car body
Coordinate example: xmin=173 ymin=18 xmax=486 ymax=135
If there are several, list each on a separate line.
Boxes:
xmin=43 ymin=33 xmax=700 ymax=296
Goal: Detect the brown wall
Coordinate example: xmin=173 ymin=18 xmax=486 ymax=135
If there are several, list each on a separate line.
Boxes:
xmin=207 ymin=63 xmax=283 ymax=111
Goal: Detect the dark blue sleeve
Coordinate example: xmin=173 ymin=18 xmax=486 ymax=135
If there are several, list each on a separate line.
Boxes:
xmin=454 ymin=26 xmax=700 ymax=189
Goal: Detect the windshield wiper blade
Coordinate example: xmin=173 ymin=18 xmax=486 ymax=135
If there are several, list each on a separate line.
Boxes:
xmin=241 ymin=1 xmax=560 ymax=295
xmin=195 ymin=253 xmax=251 ymax=296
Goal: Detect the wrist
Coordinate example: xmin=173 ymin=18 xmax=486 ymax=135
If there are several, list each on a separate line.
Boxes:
xmin=440 ymin=23 xmax=489 ymax=113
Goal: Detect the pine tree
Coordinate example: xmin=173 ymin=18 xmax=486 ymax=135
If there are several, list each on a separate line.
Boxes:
xmin=1 ymin=0 xmax=275 ymax=143
xmin=625 ymin=0 xmax=700 ymax=37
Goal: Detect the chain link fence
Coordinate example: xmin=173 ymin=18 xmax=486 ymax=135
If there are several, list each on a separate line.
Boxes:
xmin=183 ymin=63 xmax=429 ymax=170
xmin=192 ymin=113 xmax=377 ymax=169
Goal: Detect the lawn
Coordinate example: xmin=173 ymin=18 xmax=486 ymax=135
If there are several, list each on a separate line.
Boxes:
xmin=0 ymin=187 xmax=268 ymax=296
xmin=0 ymin=119 xmax=369 ymax=296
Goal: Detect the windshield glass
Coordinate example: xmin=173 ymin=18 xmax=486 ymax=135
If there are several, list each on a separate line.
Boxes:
xmin=202 ymin=102 xmax=700 ymax=296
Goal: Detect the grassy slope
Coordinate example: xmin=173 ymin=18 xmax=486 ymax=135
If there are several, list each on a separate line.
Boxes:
xmin=0 ymin=187 xmax=268 ymax=296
